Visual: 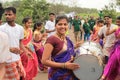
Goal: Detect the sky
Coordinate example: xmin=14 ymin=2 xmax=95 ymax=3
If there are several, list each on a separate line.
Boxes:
xmin=0 ymin=0 xmax=116 ymax=10
xmin=47 ymin=0 xmax=111 ymax=10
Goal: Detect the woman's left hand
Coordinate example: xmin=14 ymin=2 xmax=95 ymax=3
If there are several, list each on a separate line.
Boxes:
xmin=75 ymin=40 xmax=84 ymax=49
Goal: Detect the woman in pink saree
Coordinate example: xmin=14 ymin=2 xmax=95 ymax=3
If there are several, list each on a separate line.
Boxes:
xmin=20 ymin=17 xmax=38 ymax=80
xmin=101 ymin=16 xmax=120 ymax=80
xmin=33 ymin=22 xmax=47 ymax=72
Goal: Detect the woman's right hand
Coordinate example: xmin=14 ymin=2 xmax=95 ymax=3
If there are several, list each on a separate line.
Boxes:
xmin=65 ymin=62 xmax=80 ymax=70
xmin=27 ymin=52 xmax=33 ymax=59
xmin=25 ymin=49 xmax=33 ymax=59
xmin=65 ymin=56 xmax=80 ymax=70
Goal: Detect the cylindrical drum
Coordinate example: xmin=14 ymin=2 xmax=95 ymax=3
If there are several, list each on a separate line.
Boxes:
xmin=73 ymin=41 xmax=104 ymax=80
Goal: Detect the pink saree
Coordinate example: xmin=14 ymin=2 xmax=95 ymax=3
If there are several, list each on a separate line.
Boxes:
xmin=33 ymin=40 xmax=44 ymax=71
xmin=20 ymin=28 xmax=38 ymax=80
xmin=103 ymin=28 xmax=120 ymax=80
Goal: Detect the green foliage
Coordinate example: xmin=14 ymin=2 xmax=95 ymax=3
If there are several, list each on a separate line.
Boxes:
xmin=4 ymin=0 xmax=117 ymax=24
xmin=49 ymin=3 xmax=98 ymax=15
xmin=102 ymin=3 xmax=117 ymax=22
xmin=3 ymin=0 xmax=50 ymax=25
xmin=3 ymin=0 xmax=98 ymax=25
xmin=116 ymin=0 xmax=120 ymax=5
xmin=78 ymin=13 xmax=99 ymax=19
xmin=17 ymin=0 xmax=50 ymax=23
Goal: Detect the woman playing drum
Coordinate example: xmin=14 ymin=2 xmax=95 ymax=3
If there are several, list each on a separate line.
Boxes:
xmin=41 ymin=15 xmax=82 ymax=80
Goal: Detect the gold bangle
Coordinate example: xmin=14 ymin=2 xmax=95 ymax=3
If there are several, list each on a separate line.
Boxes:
xmin=64 ymin=63 xmax=66 ymax=69
xmin=63 ymin=63 xmax=66 ymax=69
xmin=62 ymin=63 xmax=64 ymax=69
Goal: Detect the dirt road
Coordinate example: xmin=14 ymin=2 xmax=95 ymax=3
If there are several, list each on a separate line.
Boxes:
xmin=35 ymin=72 xmax=48 ymax=80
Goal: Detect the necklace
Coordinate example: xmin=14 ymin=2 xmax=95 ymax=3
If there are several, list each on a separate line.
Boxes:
xmin=56 ymin=33 xmax=67 ymax=46
xmin=56 ymin=33 xmax=66 ymax=41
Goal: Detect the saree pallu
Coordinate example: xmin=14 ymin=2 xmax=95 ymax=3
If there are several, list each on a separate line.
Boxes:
xmin=90 ymin=26 xmax=103 ymax=47
xmin=20 ymin=29 xmax=38 ymax=80
xmin=103 ymin=28 xmax=120 ymax=80
xmin=49 ymin=37 xmax=79 ymax=80
xmin=90 ymin=26 xmax=101 ymax=41
xmin=33 ymin=40 xmax=44 ymax=71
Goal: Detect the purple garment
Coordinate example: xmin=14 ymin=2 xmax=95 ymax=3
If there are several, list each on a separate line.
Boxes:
xmin=36 ymin=47 xmax=44 ymax=70
xmin=48 ymin=37 xmax=79 ymax=80
xmin=103 ymin=28 xmax=120 ymax=80
xmin=33 ymin=40 xmax=44 ymax=71
xmin=99 ymin=39 xmax=103 ymax=47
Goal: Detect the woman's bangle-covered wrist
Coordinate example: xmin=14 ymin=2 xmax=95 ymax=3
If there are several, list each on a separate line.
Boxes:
xmin=62 ymin=63 xmax=66 ymax=69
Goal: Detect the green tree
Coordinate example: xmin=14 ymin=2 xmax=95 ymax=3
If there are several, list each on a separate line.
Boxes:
xmin=48 ymin=3 xmax=97 ymax=15
xmin=102 ymin=2 xmax=117 ymax=22
xmin=3 ymin=0 xmax=50 ymax=24
xmin=3 ymin=0 xmax=98 ymax=24
xmin=116 ymin=0 xmax=120 ymax=5
xmin=18 ymin=0 xmax=50 ymax=23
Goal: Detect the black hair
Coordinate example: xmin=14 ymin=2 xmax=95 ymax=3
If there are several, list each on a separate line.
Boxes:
xmin=117 ymin=16 xmax=120 ymax=20
xmin=104 ymin=15 xmax=112 ymax=18
xmin=22 ymin=17 xmax=31 ymax=24
xmin=33 ymin=22 xmax=43 ymax=32
xmin=100 ymin=11 xmax=102 ymax=13
xmin=0 ymin=3 xmax=4 ymax=20
xmin=55 ymin=15 xmax=69 ymax=25
xmin=97 ymin=19 xmax=104 ymax=23
xmin=49 ymin=12 xmax=55 ymax=16
xmin=5 ymin=7 xmax=16 ymax=14
xmin=0 ymin=3 xmax=2 ymax=7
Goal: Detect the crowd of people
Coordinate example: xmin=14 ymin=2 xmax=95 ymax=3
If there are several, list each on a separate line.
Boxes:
xmin=0 ymin=5 xmax=120 ymax=80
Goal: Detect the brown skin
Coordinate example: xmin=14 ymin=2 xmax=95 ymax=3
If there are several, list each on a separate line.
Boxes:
xmin=4 ymin=10 xmax=20 ymax=54
xmin=33 ymin=25 xmax=43 ymax=42
xmin=106 ymin=18 xmax=116 ymax=36
xmin=0 ymin=63 xmax=5 ymax=79
xmin=42 ymin=18 xmax=80 ymax=70
xmin=23 ymin=19 xmax=34 ymax=59
xmin=98 ymin=17 xmax=112 ymax=39
xmin=4 ymin=10 xmax=16 ymax=26
xmin=100 ymin=19 xmax=120 ymax=80
xmin=4 ymin=10 xmax=33 ymax=59
xmin=0 ymin=20 xmax=2 ymax=25
xmin=4 ymin=10 xmax=26 ymax=77
xmin=116 ymin=20 xmax=120 ymax=39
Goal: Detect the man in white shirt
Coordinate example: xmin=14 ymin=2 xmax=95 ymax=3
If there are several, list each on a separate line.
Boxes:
xmin=45 ymin=13 xmax=56 ymax=37
xmin=0 ymin=7 xmax=25 ymax=80
xmin=0 ymin=31 xmax=11 ymax=80
xmin=98 ymin=16 xmax=116 ymax=63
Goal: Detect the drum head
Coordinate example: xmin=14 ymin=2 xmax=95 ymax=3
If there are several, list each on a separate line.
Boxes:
xmin=73 ymin=54 xmax=103 ymax=80
xmin=76 ymin=41 xmax=103 ymax=57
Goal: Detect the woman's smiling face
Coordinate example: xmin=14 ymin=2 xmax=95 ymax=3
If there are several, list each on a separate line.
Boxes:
xmin=25 ymin=19 xmax=32 ymax=28
xmin=55 ymin=19 xmax=68 ymax=35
